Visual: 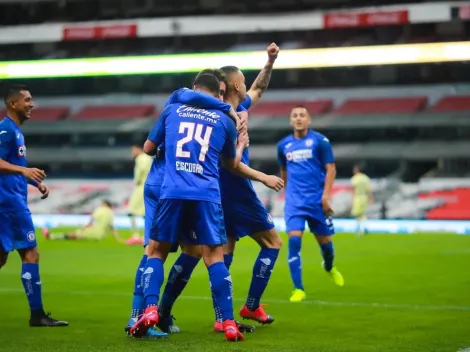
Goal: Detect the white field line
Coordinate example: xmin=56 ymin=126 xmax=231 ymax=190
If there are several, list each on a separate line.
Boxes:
xmin=0 ymin=288 xmax=469 ymax=312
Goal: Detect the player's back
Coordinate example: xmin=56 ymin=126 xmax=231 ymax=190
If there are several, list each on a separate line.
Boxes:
xmin=351 ymin=173 xmax=370 ymax=198
xmin=93 ymin=206 xmax=114 ymax=231
xmin=161 ymin=103 xmax=236 ymax=203
xmin=277 ymin=130 xmax=333 ymax=210
xmin=0 ymin=117 xmax=28 ymax=212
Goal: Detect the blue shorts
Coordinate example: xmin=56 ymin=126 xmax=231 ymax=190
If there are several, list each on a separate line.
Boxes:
xmin=152 ymin=199 xmax=226 ymax=246
xmin=0 ymin=210 xmax=37 ymax=253
xmin=222 ymin=196 xmax=274 ymax=240
xmin=285 ymin=205 xmax=335 ymax=235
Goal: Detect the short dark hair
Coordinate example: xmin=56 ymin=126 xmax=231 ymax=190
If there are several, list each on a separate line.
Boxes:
xmin=219 ymin=66 xmax=239 ymax=75
xmin=3 ymin=84 xmax=29 ymax=107
xmin=292 ymin=105 xmax=310 ymax=114
xmin=192 ymin=73 xmax=220 ymax=97
xmin=102 ymin=200 xmax=112 ymax=208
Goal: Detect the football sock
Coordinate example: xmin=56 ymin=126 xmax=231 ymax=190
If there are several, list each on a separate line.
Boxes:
xmin=143 ymin=258 xmax=164 ymax=307
xmin=246 ymin=248 xmax=279 ymax=311
xmin=288 ymin=236 xmax=304 ymax=290
xmin=208 ymin=262 xmax=234 ymax=321
xmin=21 ymin=263 xmax=44 ymax=314
xmin=320 ymin=241 xmax=335 ymax=272
xmin=159 ymin=253 xmax=199 ymax=317
xmin=212 ymin=253 xmax=234 ymax=321
xmin=130 ymin=254 xmax=147 ymax=319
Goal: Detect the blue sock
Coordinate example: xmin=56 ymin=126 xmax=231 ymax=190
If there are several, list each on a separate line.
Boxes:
xmin=143 ymin=258 xmax=164 ymax=307
xmin=21 ymin=263 xmax=43 ymax=314
xmin=288 ymin=236 xmax=304 ymax=290
xmin=223 ymin=253 xmax=233 ymax=270
xmin=320 ymin=241 xmax=335 ymax=272
xmin=208 ymin=262 xmax=234 ymax=321
xmin=159 ymin=253 xmax=199 ymax=317
xmin=246 ymin=248 xmax=279 ymax=311
xmin=130 ymin=254 xmax=147 ymax=319
xmin=212 ymin=253 xmax=234 ymax=322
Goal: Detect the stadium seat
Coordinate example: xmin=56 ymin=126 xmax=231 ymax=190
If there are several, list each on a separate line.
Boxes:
xmin=71 ymin=104 xmax=155 ymax=120
xmin=1 ymin=107 xmax=70 ymax=121
xmin=334 ymin=97 xmax=428 ymax=115
xmin=248 ymin=100 xmax=333 ymax=117
xmin=422 ymin=188 xmax=470 ymax=220
xmin=431 ymin=95 xmax=470 ymax=112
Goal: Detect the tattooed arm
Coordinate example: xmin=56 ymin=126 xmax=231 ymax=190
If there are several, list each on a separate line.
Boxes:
xmin=246 ymin=42 xmax=279 ymax=107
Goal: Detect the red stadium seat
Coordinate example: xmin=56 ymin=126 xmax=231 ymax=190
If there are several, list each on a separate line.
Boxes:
xmin=72 ymin=104 xmax=155 ymax=120
xmin=334 ymin=97 xmax=428 ymax=115
xmin=423 ymin=188 xmax=470 ymax=220
xmin=1 ymin=107 xmax=69 ymax=121
xmin=431 ymin=95 xmax=470 ymax=112
xmin=248 ymin=100 xmax=333 ymax=117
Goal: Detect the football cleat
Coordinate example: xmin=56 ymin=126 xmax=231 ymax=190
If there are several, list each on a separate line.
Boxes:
xmin=289 ymin=289 xmax=306 ymax=303
xmin=213 ymin=320 xmax=223 ymax=333
xmin=129 ymin=306 xmax=159 ymax=338
xmin=223 ymin=320 xmax=244 ymax=342
xmin=239 ymin=304 xmax=274 ymax=324
xmin=322 ymin=262 xmax=345 ymax=287
xmin=29 ymin=311 xmax=68 ymax=327
xmin=214 ymin=320 xmax=255 ymax=333
xmin=126 ymin=236 xmax=144 ymax=246
xmin=157 ymin=315 xmax=180 ymax=334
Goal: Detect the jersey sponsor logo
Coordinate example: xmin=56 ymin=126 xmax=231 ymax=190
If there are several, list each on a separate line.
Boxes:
xmin=176 ymin=104 xmax=220 ymax=124
xmin=285 ymin=149 xmax=313 ymax=162
xmin=26 ymin=231 xmax=36 ymax=242
xmin=305 ymin=139 xmax=314 ymax=147
xmin=18 ymin=145 xmax=26 ymax=157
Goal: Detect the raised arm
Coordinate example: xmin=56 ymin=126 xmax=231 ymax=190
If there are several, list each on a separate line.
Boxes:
xmin=277 ymin=142 xmax=287 ymax=187
xmin=246 ymin=42 xmax=279 ymax=107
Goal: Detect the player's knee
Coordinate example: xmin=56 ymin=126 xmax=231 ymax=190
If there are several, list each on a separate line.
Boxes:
xmin=182 ymin=245 xmax=202 ymax=259
xmin=315 ymin=235 xmax=331 ymax=245
xmin=288 ymin=231 xmax=302 ymax=238
xmin=253 ymin=229 xmax=282 ymax=249
xmin=223 ymin=238 xmax=236 ymax=255
xmin=20 ymin=248 xmax=39 ymax=264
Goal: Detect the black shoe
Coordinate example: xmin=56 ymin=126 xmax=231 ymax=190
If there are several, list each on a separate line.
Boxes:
xmin=236 ymin=320 xmax=256 ymax=333
xmin=29 ymin=311 xmax=68 ymax=327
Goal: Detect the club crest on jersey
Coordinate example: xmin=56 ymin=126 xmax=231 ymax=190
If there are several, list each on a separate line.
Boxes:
xmin=267 ymin=214 xmax=273 ymax=224
xmin=18 ymin=145 xmax=26 ymax=157
xmin=26 ymin=231 xmax=36 ymax=242
xmin=305 ymin=139 xmax=314 ymax=147
xmin=286 ymin=152 xmax=293 ymax=161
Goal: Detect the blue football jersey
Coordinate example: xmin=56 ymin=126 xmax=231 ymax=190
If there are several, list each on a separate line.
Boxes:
xmin=277 ymin=130 xmax=334 ymax=215
xmin=149 ymin=103 xmax=237 ymax=203
xmin=145 ymin=88 xmax=233 ymax=188
xmin=219 ymin=95 xmax=255 ymax=200
xmin=0 ymin=117 xmax=29 ymax=212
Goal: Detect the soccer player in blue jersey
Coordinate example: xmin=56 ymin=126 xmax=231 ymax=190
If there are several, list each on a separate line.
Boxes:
xmin=124 ymin=73 xmax=238 ymax=338
xmin=130 ymin=73 xmax=253 ymax=341
xmin=0 ymin=85 xmax=68 ymax=327
xmin=277 ymin=105 xmax=344 ymax=303
xmin=157 ymin=44 xmax=284 ymax=333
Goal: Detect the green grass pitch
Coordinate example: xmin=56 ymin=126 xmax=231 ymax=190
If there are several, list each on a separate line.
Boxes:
xmin=1 ymin=229 xmax=469 ymax=352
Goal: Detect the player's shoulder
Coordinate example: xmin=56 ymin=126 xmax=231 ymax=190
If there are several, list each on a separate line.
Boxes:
xmin=0 ymin=118 xmax=16 ymax=137
xmin=310 ymin=130 xmax=330 ymax=143
xmin=277 ymin=134 xmax=294 ymax=148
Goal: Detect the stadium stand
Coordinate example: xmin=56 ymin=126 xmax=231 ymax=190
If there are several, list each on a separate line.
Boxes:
xmin=71 ymin=104 xmax=155 ymax=120
xmin=333 ymin=97 xmax=428 ymax=115
xmin=431 ymin=95 xmax=470 ymax=112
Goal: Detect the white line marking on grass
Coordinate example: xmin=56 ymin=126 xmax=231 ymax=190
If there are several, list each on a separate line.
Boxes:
xmin=1 ymin=288 xmax=469 ymax=312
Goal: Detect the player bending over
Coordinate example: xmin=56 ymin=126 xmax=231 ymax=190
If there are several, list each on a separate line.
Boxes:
xmin=0 ymin=85 xmax=68 ymax=327
xmin=126 ymin=144 xmax=153 ymax=246
xmin=157 ymin=45 xmax=285 ymax=334
xmin=130 ymin=73 xmax=252 ymax=341
xmin=277 ymin=105 xmax=344 ymax=303
xmin=124 ymin=72 xmax=241 ymax=338
xmin=43 ymin=200 xmax=122 ymax=242
xmin=350 ymin=165 xmax=373 ymax=236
